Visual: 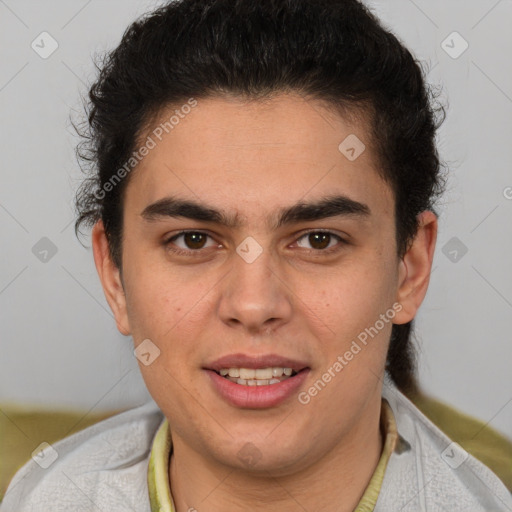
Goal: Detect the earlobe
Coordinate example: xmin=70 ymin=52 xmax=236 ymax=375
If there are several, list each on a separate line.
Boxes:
xmin=91 ymin=221 xmax=131 ymax=335
xmin=393 ymin=210 xmax=438 ymax=325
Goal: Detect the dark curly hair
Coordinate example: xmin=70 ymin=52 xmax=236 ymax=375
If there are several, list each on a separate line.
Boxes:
xmin=74 ymin=0 xmax=447 ymax=396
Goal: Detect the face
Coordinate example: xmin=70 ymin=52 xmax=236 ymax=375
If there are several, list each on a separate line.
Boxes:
xmin=93 ymin=93 xmax=436 ymax=475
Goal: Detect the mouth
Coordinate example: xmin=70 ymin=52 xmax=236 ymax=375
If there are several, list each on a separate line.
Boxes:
xmin=204 ymin=354 xmax=310 ymax=408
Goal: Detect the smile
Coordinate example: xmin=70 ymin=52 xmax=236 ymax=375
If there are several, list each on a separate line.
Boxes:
xmin=217 ymin=367 xmax=297 ymax=386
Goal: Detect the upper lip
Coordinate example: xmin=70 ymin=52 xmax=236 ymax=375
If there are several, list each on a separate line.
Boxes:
xmin=205 ymin=353 xmax=309 ymax=373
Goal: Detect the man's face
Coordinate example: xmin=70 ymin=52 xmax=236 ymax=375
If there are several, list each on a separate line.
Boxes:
xmin=106 ymin=93 xmax=408 ymax=473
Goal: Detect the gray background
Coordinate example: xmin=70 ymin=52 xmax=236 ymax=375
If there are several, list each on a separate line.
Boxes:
xmin=0 ymin=0 xmax=511 ymax=438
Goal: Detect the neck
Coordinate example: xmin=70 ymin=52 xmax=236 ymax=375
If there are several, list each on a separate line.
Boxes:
xmin=169 ymin=396 xmax=383 ymax=512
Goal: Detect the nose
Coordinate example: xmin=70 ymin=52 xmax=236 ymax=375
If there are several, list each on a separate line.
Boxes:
xmin=217 ymin=246 xmax=293 ymax=335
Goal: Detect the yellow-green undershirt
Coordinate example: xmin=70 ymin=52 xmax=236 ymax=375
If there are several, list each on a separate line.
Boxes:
xmin=148 ymin=399 xmax=398 ymax=512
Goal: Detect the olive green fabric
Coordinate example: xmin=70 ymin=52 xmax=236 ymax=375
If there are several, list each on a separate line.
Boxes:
xmin=0 ymin=406 xmax=119 ymax=502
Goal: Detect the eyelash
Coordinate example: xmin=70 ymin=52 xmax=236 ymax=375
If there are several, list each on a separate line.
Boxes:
xmin=163 ymin=229 xmax=348 ymax=257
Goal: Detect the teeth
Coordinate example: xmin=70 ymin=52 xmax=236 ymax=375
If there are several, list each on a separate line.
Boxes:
xmin=239 ymin=368 xmax=255 ymax=379
xmin=232 ymin=377 xmax=282 ymax=386
xmin=272 ymin=367 xmax=283 ymax=377
xmin=220 ymin=367 xmax=298 ymax=386
xmin=255 ymin=368 xmax=273 ymax=379
xmin=221 ymin=367 xmax=293 ymax=379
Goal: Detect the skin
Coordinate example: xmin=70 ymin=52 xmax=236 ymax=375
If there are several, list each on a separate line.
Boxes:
xmin=92 ymin=93 xmax=437 ymax=511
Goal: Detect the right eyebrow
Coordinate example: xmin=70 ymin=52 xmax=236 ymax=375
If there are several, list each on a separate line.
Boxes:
xmin=141 ymin=196 xmax=242 ymax=228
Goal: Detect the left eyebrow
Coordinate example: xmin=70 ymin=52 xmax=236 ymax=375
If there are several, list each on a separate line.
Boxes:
xmin=140 ymin=194 xmax=371 ymax=230
xmin=273 ymin=195 xmax=371 ymax=229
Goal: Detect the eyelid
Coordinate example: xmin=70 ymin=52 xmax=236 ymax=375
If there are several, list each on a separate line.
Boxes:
xmin=295 ymin=228 xmax=347 ymax=239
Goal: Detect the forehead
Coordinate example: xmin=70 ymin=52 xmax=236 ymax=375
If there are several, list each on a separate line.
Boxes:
xmin=127 ymin=93 xmax=394 ymax=226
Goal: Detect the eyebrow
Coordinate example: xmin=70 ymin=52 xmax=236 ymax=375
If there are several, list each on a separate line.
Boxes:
xmin=140 ymin=194 xmax=371 ymax=229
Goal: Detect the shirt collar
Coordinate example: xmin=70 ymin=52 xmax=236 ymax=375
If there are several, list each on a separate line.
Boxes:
xmin=147 ymin=414 xmax=175 ymax=511
xmin=148 ymin=399 xmax=398 ymax=512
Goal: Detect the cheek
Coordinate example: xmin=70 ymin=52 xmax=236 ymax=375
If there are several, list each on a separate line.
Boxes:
xmin=300 ymin=256 xmax=398 ymax=337
xmin=122 ymin=250 xmax=204 ymax=340
xmin=124 ymin=279 xmax=179 ymax=340
xmin=123 ymin=267 xmax=205 ymax=405
xmin=122 ymin=260 xmax=221 ymax=395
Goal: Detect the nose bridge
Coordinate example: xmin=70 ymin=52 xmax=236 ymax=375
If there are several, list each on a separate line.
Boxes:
xmin=218 ymin=240 xmax=292 ymax=330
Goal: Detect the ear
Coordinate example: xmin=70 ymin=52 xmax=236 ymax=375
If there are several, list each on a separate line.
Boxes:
xmin=393 ymin=210 xmax=438 ymax=325
xmin=92 ymin=220 xmax=131 ymax=335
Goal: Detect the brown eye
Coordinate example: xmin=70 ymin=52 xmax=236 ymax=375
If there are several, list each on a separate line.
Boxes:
xmin=182 ymin=232 xmax=207 ymax=249
xmin=308 ymin=232 xmax=331 ymax=249
xmin=165 ymin=231 xmax=217 ymax=253
xmin=295 ymin=231 xmax=345 ymax=252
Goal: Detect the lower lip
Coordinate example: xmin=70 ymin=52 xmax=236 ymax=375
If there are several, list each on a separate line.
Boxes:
xmin=205 ymin=369 xmax=310 ymax=409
